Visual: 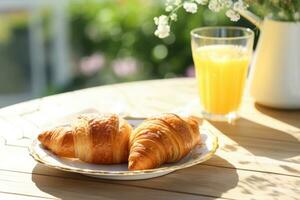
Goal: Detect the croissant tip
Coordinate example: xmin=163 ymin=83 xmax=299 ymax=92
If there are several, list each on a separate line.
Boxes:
xmin=128 ymin=159 xmax=144 ymax=171
xmin=188 ymin=116 xmax=202 ymax=124
xmin=128 ymin=160 xmax=135 ymax=171
xmin=37 ymin=132 xmax=45 ymax=142
xmin=38 ymin=130 xmax=51 ymax=144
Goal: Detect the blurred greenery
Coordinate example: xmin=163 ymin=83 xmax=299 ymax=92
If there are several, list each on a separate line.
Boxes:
xmin=0 ymin=0 xmax=258 ymax=96
xmin=248 ymin=0 xmax=300 ymax=21
xmin=0 ymin=12 xmax=30 ymax=94
xmin=64 ymin=0 xmax=257 ymax=93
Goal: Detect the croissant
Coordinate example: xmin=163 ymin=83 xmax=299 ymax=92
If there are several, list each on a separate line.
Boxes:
xmin=128 ymin=113 xmax=201 ymax=170
xmin=38 ymin=113 xmax=132 ymax=164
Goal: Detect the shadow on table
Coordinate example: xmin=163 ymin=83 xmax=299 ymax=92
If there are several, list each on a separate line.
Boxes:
xmin=255 ymin=103 xmax=300 ymax=130
xmin=32 ymin=155 xmax=238 ymax=199
xmin=209 ymin=117 xmax=300 ymax=161
xmin=119 ymin=155 xmax=239 ymax=199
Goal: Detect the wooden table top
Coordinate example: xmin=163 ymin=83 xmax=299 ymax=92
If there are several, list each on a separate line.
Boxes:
xmin=0 ymin=78 xmax=299 ymax=200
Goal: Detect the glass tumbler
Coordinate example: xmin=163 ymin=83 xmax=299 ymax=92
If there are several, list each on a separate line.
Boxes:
xmin=191 ymin=27 xmax=254 ymax=121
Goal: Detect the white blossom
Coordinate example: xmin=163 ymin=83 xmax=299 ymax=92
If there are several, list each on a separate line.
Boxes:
xmin=170 ymin=13 xmax=178 ymax=21
xmin=154 ymin=15 xmax=170 ymax=38
xmin=154 ymin=15 xmax=168 ymax=26
xmin=166 ymin=0 xmax=181 ymax=6
xmin=208 ymin=0 xmax=223 ymax=12
xmin=165 ymin=0 xmax=172 ymax=4
xmin=219 ymin=0 xmax=233 ymax=8
xmin=183 ymin=2 xmax=198 ymax=14
xmin=233 ymin=0 xmax=248 ymax=12
xmin=154 ymin=17 xmax=159 ymax=25
xmin=165 ymin=5 xmax=173 ymax=12
xmin=174 ymin=0 xmax=181 ymax=6
xmin=226 ymin=9 xmax=240 ymax=21
xmin=195 ymin=0 xmax=208 ymax=5
xmin=154 ymin=24 xmax=171 ymax=38
xmin=154 ymin=0 xmax=249 ymax=38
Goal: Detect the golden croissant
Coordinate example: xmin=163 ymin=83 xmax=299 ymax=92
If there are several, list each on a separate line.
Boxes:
xmin=128 ymin=113 xmax=201 ymax=170
xmin=38 ymin=113 xmax=132 ymax=164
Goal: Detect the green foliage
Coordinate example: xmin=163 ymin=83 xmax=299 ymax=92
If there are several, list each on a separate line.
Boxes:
xmin=0 ymin=0 xmax=256 ymax=95
xmin=0 ymin=12 xmax=30 ymax=94
xmin=248 ymin=0 xmax=300 ymax=21
xmin=67 ymin=0 xmax=238 ymax=91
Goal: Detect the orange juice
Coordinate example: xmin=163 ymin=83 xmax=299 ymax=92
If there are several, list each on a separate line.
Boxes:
xmin=192 ymin=45 xmax=250 ymax=115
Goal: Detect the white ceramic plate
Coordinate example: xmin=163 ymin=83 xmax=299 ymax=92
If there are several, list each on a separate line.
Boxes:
xmin=0 ymin=137 xmax=5 ymax=149
xmin=29 ymin=119 xmax=218 ymax=180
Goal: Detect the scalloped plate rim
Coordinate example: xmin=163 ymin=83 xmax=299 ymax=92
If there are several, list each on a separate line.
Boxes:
xmin=29 ymin=127 xmax=218 ymax=179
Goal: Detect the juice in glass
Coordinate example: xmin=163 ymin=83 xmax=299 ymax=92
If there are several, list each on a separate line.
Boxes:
xmin=191 ymin=27 xmax=254 ymax=120
xmin=192 ymin=44 xmax=250 ymax=115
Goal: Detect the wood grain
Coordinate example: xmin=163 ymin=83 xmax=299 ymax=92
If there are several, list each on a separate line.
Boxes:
xmin=0 ymin=170 xmax=219 ymax=200
xmin=0 ymin=192 xmax=54 ymax=200
xmin=0 ymin=78 xmax=300 ymax=199
xmin=0 ymin=145 xmax=299 ymax=200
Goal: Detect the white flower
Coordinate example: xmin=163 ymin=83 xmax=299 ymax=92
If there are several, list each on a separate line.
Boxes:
xmin=170 ymin=13 xmax=177 ymax=21
xmin=165 ymin=5 xmax=173 ymax=12
xmin=154 ymin=15 xmax=168 ymax=26
xmin=208 ymin=0 xmax=223 ymax=12
xmin=195 ymin=0 xmax=208 ymax=5
xmin=154 ymin=24 xmax=171 ymax=38
xmin=294 ymin=12 xmax=300 ymax=21
xmin=233 ymin=0 xmax=248 ymax=12
xmin=226 ymin=9 xmax=240 ymax=21
xmin=174 ymin=0 xmax=181 ymax=6
xmin=219 ymin=0 xmax=233 ymax=8
xmin=165 ymin=0 xmax=173 ymax=4
xmin=183 ymin=2 xmax=198 ymax=14
xmin=154 ymin=17 xmax=159 ymax=25
xmin=154 ymin=15 xmax=170 ymax=38
xmin=166 ymin=0 xmax=181 ymax=6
